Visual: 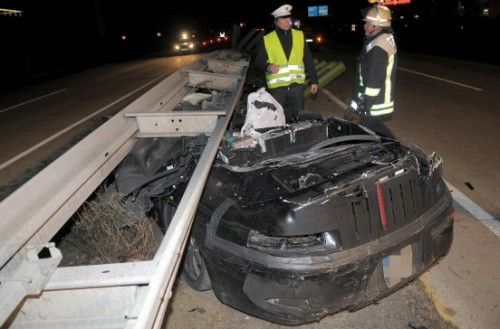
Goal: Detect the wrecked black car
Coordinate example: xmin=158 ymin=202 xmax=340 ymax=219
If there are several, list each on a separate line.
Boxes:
xmin=115 ymin=117 xmax=453 ymax=325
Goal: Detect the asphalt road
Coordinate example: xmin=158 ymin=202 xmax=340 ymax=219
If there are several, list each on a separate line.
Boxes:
xmin=0 ymin=48 xmax=498 ymax=329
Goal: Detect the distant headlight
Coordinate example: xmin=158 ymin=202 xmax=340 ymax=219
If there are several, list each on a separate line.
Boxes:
xmin=174 ymin=44 xmax=180 ymax=50
xmin=188 ymin=43 xmax=194 ymax=49
xmin=306 ymin=38 xmax=313 ymax=43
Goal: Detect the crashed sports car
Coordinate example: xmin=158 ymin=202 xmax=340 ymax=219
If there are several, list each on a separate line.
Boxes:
xmin=114 ymin=105 xmax=453 ymax=324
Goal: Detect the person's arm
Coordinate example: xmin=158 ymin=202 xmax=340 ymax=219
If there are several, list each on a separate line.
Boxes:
xmin=303 ymin=41 xmax=318 ymax=94
xmin=254 ymin=39 xmax=270 ymax=72
xmin=303 ymin=41 xmax=318 ymax=85
xmin=362 ymin=47 xmax=388 ymax=110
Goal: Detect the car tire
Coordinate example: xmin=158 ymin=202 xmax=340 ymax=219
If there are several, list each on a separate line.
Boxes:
xmin=182 ymin=236 xmax=212 ymax=291
xmin=154 ymin=199 xmax=211 ymax=291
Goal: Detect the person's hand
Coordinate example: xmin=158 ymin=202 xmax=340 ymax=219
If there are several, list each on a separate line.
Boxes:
xmin=267 ymin=64 xmax=280 ymax=74
xmin=310 ymin=84 xmax=318 ymax=95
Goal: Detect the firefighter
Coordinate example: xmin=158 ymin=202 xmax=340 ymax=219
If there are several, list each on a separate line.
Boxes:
xmin=255 ymin=4 xmax=318 ymax=122
xmin=345 ymin=4 xmax=397 ymax=139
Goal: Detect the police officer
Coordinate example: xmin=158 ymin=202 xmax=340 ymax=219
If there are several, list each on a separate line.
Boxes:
xmin=255 ymin=4 xmax=318 ymax=122
xmin=345 ymin=4 xmax=397 ymax=139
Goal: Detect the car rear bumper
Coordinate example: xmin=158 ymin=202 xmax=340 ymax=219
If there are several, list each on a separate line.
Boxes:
xmin=202 ymin=193 xmax=454 ymax=324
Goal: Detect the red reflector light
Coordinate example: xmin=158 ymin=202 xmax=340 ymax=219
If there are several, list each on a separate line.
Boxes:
xmin=376 ymin=184 xmax=389 ymax=231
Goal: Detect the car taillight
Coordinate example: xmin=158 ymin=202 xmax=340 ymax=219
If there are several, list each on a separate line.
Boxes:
xmin=376 ymin=183 xmax=389 ymax=231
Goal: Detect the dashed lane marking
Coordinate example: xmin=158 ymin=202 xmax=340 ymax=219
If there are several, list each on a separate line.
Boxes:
xmin=0 ymin=88 xmax=68 ymax=114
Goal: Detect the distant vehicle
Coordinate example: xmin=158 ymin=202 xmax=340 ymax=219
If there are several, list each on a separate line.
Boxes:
xmin=304 ymin=27 xmax=325 ymax=51
xmin=173 ymin=31 xmax=198 ymax=53
xmin=199 ymin=32 xmax=230 ymax=50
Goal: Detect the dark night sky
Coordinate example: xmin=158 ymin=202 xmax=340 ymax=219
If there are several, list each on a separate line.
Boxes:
xmin=1 ymin=0 xmax=498 ymax=84
xmin=1 ymin=0 xmax=497 ymax=45
xmin=1 ymin=0 xmax=369 ymax=36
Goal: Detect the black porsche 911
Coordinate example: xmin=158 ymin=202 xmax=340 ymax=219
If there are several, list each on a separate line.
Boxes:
xmin=115 ymin=115 xmax=453 ymax=325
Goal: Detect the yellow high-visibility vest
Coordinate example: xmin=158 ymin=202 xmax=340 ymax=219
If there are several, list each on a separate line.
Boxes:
xmin=263 ymin=29 xmax=306 ymax=89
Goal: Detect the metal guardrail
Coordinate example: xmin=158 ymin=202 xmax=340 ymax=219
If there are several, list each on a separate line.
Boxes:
xmin=0 ymin=51 xmax=248 ymax=328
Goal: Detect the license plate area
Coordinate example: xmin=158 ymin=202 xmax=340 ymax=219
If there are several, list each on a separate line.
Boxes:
xmin=382 ymin=243 xmax=415 ymax=287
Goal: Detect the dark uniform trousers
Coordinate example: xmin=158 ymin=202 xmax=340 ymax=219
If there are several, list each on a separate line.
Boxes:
xmin=269 ymin=84 xmax=304 ymax=122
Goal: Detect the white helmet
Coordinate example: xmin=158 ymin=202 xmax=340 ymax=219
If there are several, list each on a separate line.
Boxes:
xmin=363 ymin=5 xmax=392 ymax=27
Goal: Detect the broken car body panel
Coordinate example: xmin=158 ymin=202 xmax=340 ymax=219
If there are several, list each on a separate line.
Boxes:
xmin=115 ymin=117 xmax=453 ymax=325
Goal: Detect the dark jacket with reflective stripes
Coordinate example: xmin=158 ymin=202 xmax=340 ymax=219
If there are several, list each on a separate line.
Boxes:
xmin=353 ymin=29 xmax=397 ymax=118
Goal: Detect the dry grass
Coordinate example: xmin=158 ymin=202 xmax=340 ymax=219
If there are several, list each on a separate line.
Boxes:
xmin=59 ymin=187 xmax=163 ymax=266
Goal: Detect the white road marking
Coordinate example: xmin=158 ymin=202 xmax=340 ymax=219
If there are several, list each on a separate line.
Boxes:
xmin=0 ymin=88 xmax=68 ymax=114
xmin=398 ymin=67 xmax=484 ymax=92
xmin=321 ymin=89 xmax=347 ymax=109
xmin=445 ymin=181 xmax=499 ymax=238
xmin=0 ymin=75 xmax=166 ymax=171
xmin=320 ymin=89 xmax=498 ymax=237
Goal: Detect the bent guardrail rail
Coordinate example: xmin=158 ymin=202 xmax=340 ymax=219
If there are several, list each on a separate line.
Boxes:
xmin=0 ymin=50 xmax=248 ymax=328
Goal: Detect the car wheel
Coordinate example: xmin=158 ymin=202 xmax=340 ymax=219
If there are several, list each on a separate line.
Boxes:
xmin=182 ymin=236 xmax=212 ymax=291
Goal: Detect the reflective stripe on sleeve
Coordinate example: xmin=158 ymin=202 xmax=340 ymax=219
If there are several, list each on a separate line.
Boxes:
xmin=371 ymin=107 xmax=394 ymax=116
xmin=385 ymin=54 xmax=394 ymax=104
xmin=371 ymin=101 xmax=394 ymax=110
xmin=365 ymin=87 xmax=381 ymax=97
